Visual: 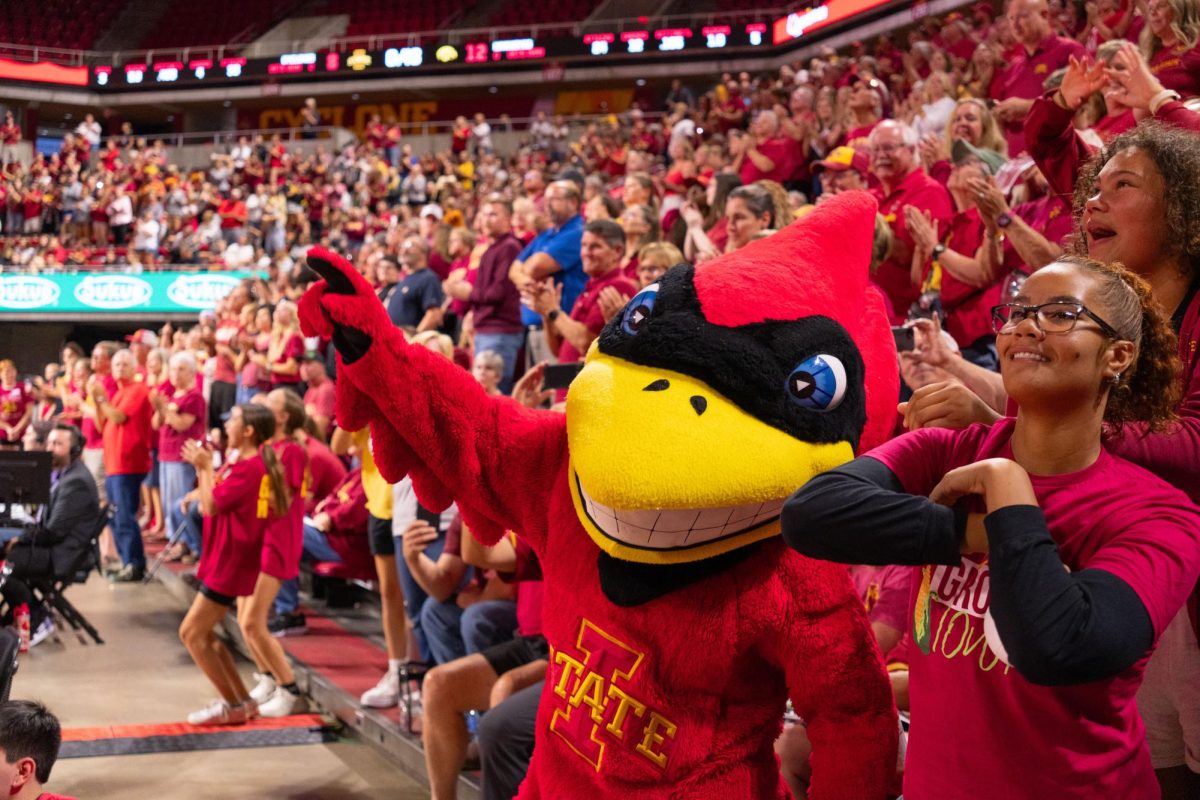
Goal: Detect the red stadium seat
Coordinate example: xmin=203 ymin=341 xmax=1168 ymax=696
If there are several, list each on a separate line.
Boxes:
xmin=320 ymin=0 xmax=478 ymax=37
xmin=313 ymin=561 xmax=372 ymax=582
xmin=0 ymin=0 xmax=128 ymax=49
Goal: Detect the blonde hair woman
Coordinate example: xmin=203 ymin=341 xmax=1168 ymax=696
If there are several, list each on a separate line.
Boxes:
xmin=920 ymin=97 xmax=1008 ymax=186
xmin=1139 ymin=0 xmax=1200 ymax=96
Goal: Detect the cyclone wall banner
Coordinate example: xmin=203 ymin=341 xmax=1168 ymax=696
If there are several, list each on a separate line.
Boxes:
xmin=0 ymin=271 xmax=261 ymax=314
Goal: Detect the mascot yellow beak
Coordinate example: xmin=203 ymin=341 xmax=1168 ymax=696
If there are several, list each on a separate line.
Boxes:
xmin=566 ymin=351 xmax=854 ymax=565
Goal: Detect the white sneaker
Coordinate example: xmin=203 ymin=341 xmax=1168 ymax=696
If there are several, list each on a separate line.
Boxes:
xmin=29 ymin=617 xmax=55 ymax=648
xmin=249 ymin=672 xmax=277 ymax=704
xmin=259 ymin=686 xmax=307 ymax=718
xmin=360 ymin=668 xmax=399 ymax=708
xmin=187 ymin=699 xmax=258 ymax=726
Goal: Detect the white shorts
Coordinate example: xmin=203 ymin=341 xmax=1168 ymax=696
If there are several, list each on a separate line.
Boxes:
xmin=1138 ymin=607 xmax=1200 ymax=772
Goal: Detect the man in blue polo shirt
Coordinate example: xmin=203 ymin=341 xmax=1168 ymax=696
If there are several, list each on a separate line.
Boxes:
xmin=508 ymin=179 xmax=585 ymax=364
xmin=387 ymin=234 xmax=445 ymax=332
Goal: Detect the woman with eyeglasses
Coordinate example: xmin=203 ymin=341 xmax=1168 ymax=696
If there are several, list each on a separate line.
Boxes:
xmin=780 ymin=255 xmax=1200 ymax=799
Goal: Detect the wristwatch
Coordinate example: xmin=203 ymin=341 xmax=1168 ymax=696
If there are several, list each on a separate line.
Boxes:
xmin=547 ymin=309 xmax=560 ymax=322
xmin=931 ymin=243 xmax=946 ymax=259
xmin=996 ymin=212 xmax=1013 ymax=229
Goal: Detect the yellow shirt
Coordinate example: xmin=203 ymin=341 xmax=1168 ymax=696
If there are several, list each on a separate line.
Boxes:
xmin=355 ymin=428 xmax=393 ymax=519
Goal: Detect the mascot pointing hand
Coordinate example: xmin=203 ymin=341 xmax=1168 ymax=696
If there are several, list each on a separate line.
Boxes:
xmin=300 ymin=191 xmax=900 ymax=798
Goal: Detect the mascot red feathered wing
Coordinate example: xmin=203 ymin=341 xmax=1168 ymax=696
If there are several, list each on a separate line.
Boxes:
xmin=300 ymin=191 xmax=900 ymax=798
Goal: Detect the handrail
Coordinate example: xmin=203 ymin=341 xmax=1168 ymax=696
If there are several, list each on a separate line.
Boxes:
xmin=52 ymin=125 xmax=347 ymax=149
xmin=0 ymin=5 xmax=788 ymax=68
xmin=31 ymin=111 xmax=666 ymax=145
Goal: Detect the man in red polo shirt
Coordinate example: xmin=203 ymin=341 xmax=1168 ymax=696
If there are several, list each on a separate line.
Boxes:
xmin=94 ymin=349 xmax=153 ymax=582
xmin=735 ymin=110 xmax=798 ymax=185
xmin=869 ymin=120 xmax=953 ymax=323
xmin=991 ymin=0 xmax=1086 ymax=154
xmin=523 ymin=219 xmax=638 ymax=368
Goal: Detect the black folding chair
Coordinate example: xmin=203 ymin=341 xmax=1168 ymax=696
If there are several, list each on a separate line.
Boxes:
xmin=0 ymin=629 xmax=18 ymax=701
xmin=28 ymin=504 xmax=110 ymax=646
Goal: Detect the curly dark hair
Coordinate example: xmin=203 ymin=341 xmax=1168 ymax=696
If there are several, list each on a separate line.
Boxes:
xmin=1072 ymin=122 xmax=1200 ymax=278
xmin=1056 ymin=256 xmax=1181 ymax=433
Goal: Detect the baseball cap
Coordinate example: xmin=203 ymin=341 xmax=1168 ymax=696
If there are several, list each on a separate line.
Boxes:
xmin=813 ymin=146 xmax=870 ymax=175
xmin=125 ymin=329 xmax=158 ymax=346
xmin=951 ymin=139 xmax=1007 ymax=175
xmin=419 ymin=203 xmax=443 ymax=220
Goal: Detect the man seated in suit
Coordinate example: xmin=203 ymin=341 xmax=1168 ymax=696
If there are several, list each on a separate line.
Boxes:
xmin=1 ymin=424 xmax=99 ymax=647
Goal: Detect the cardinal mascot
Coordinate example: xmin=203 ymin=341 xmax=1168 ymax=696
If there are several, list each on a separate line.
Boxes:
xmin=299 ymin=191 xmax=900 ymax=798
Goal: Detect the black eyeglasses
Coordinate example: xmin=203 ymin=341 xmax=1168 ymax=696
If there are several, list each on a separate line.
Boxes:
xmin=990 ymin=302 xmax=1124 ymax=338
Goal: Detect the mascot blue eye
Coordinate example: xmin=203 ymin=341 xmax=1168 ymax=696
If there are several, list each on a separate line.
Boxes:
xmin=621 ymin=283 xmax=660 ymax=336
xmin=786 ymin=354 xmax=847 ymax=412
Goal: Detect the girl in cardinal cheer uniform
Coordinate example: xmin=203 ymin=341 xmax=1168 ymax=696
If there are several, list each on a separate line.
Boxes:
xmin=784 ymin=257 xmax=1200 ymax=799
xmin=179 ymin=403 xmax=289 ymax=726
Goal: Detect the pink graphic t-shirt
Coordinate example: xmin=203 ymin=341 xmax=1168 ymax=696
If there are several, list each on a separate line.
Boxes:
xmin=868 ymin=419 xmax=1200 ymax=800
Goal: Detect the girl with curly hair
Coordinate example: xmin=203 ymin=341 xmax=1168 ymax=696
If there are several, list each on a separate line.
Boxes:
xmin=1076 ymin=122 xmax=1200 ymax=800
xmin=782 ymin=255 xmax=1200 ymax=799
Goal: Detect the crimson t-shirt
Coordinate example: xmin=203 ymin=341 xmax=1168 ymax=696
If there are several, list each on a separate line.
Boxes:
xmin=102 ymin=380 xmax=153 ymax=475
xmin=0 ymin=382 xmax=32 ymax=442
xmin=82 ymin=373 xmax=119 ymax=449
xmin=867 ymin=419 xmax=1200 ymax=799
xmin=158 ymin=387 xmax=206 ymax=462
xmin=271 ymin=333 xmax=305 ymax=385
xmin=261 ymin=439 xmax=307 ymax=580
xmin=873 ymin=169 xmax=954 ymax=322
xmin=303 ymin=379 xmax=335 ymax=425
xmin=197 ymin=454 xmax=272 ymax=597
xmin=1150 ymin=40 xmax=1200 ymax=98
xmin=737 ymin=136 xmax=797 ymax=185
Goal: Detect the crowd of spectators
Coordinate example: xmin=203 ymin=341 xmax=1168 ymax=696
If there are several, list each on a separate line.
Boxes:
xmin=2 ymin=0 xmax=1200 ymax=796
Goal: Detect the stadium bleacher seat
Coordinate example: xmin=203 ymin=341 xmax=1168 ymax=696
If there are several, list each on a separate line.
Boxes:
xmin=320 ymin=0 xmax=475 ymax=38
xmin=0 ymin=0 xmax=128 ymax=50
xmin=139 ymin=0 xmax=299 ymax=50
xmin=488 ymin=0 xmax=602 ymax=30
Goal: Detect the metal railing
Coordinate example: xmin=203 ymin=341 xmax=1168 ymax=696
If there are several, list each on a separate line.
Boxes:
xmin=0 ymin=5 xmax=788 ymax=68
xmin=31 ymin=110 xmax=664 ymax=147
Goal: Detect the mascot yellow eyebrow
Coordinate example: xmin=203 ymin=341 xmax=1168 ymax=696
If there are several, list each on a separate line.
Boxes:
xmin=299 ymin=190 xmax=900 ymax=799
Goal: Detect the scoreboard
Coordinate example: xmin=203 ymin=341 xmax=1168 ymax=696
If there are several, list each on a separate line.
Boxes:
xmin=72 ymin=0 xmax=903 ymax=91
xmin=89 ymin=23 xmax=775 ymax=90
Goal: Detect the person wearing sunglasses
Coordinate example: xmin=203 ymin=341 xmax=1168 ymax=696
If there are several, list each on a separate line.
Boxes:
xmin=780 ymin=256 xmax=1200 ymax=798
